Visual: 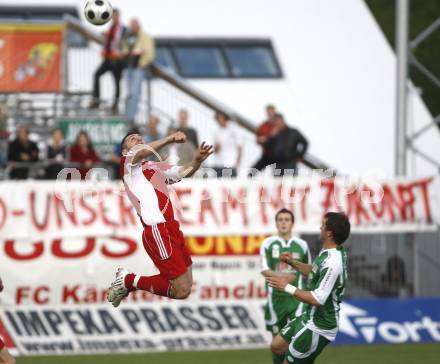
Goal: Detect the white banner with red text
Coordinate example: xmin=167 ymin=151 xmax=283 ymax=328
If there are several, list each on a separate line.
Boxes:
xmin=0 ymin=176 xmax=437 ymax=240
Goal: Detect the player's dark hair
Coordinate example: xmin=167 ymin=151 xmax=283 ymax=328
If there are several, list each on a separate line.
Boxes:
xmin=120 ymin=128 xmax=140 ymax=154
xmin=324 ymin=212 xmax=351 ymax=245
xmin=275 ymin=208 xmax=294 ymax=224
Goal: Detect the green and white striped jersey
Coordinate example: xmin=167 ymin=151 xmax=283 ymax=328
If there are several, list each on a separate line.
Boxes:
xmin=260 ymin=236 xmax=311 ymax=327
xmin=305 ymin=247 xmax=348 ymax=341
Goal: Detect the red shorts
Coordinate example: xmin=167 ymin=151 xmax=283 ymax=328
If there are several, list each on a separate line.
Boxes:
xmin=142 ymin=220 xmax=192 ymax=280
xmin=0 ymin=338 xmax=4 ymax=350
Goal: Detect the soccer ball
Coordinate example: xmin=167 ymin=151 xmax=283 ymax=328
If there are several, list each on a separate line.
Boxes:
xmin=84 ymin=0 xmax=113 ymax=26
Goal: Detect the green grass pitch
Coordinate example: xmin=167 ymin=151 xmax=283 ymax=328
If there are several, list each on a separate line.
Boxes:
xmin=17 ymin=343 xmax=440 ymax=364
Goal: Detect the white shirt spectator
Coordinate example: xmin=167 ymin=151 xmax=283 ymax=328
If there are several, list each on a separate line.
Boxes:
xmin=213 ymin=123 xmax=242 ymax=168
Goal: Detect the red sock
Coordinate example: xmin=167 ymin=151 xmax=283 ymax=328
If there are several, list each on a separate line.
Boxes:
xmin=124 ymin=273 xmax=171 ymax=297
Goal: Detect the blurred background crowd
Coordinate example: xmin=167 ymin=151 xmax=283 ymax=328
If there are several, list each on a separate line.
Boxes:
xmin=0 ymin=8 xmax=309 ymax=180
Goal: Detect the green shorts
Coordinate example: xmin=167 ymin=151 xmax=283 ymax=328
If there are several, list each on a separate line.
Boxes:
xmin=266 ymin=313 xmax=292 ymax=336
xmin=264 ymin=295 xmax=303 ymax=336
xmin=280 ymin=317 xmax=330 ymax=363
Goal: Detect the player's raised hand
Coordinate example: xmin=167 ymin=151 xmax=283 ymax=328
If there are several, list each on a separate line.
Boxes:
xmin=169 ymin=131 xmax=187 ymax=144
xmin=195 ymin=142 xmax=214 ymax=163
xmin=266 ymin=275 xmax=291 ymax=291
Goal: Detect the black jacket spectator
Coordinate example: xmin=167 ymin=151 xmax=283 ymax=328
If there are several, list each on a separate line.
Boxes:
xmin=45 ymin=128 xmax=67 ymax=179
xmin=272 ymin=127 xmax=308 ymax=172
xmin=7 ymin=126 xmax=39 ymax=179
xmin=253 ymin=114 xmax=308 ymax=176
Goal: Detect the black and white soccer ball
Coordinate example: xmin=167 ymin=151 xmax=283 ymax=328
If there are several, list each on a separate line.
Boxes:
xmin=84 ymin=0 xmax=113 ymax=26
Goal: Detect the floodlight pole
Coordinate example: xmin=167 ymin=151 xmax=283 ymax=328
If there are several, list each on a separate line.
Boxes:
xmin=395 ymin=0 xmax=409 ymax=177
xmin=395 ymin=0 xmax=418 ymax=298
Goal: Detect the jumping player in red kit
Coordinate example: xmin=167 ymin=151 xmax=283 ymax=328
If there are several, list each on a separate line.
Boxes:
xmin=0 ymin=277 xmax=15 ymax=364
xmin=107 ymin=131 xmax=213 ymax=307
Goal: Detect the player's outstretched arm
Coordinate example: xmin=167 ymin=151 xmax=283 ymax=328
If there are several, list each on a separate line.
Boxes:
xmin=131 ymin=132 xmax=187 ymax=164
xmin=262 ymin=270 xmax=296 ymax=282
xmin=280 ymin=252 xmax=313 ymax=275
xmin=265 ymin=275 xmax=321 ymax=306
xmin=179 ymin=142 xmax=213 ymax=178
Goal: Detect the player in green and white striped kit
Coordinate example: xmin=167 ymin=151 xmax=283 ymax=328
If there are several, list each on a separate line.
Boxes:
xmin=260 ymin=208 xmax=311 ymax=364
xmin=266 ymin=212 xmax=351 ymax=364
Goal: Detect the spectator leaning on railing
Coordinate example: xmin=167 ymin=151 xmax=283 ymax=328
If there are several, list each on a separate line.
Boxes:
xmin=162 ymin=109 xmax=199 ymax=165
xmin=90 ymin=8 xmax=127 ymax=113
xmin=122 ymin=18 xmax=155 ymax=123
xmin=69 ymin=130 xmax=100 ymax=180
xmin=253 ymin=114 xmax=308 ymax=176
xmin=144 ymin=114 xmax=164 ymax=143
xmin=271 ymin=114 xmax=308 ymax=175
xmin=176 ymin=109 xmax=198 ymax=149
xmin=212 ymin=111 xmax=242 ymax=177
xmin=7 ymin=126 xmax=39 ymax=179
xmin=256 ymin=104 xmax=277 ymax=148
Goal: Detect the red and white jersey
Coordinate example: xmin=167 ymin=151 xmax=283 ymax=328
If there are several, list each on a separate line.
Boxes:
xmin=120 ymin=150 xmax=183 ymax=226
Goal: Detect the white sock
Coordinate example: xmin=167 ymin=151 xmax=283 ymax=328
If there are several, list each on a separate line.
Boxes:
xmin=132 ymin=275 xmax=141 ymax=289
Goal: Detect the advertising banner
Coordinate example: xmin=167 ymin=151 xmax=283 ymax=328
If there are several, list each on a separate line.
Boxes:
xmin=0 ymin=177 xmax=437 ymax=240
xmin=0 ymin=301 xmax=269 ymax=355
xmin=336 ymin=298 xmax=440 ymax=345
xmin=2 ymin=298 xmax=440 ymax=355
xmin=57 ymin=118 xmax=127 ymax=157
xmin=0 ymin=24 xmax=63 ymax=92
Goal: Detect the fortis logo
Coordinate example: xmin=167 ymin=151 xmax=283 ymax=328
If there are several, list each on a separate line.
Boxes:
xmin=339 ymin=303 xmax=440 ymax=344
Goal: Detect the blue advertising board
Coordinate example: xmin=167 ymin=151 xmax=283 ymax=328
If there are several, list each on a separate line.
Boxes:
xmin=335 ymin=298 xmax=440 ymax=345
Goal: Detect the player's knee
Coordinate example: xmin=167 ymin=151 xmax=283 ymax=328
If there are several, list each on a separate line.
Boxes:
xmin=271 ymin=338 xmax=286 ymax=356
xmin=5 ymin=357 xmax=16 ymax=364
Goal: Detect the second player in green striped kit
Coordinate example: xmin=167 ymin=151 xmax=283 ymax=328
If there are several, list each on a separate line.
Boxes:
xmin=260 ymin=208 xmax=311 ymax=364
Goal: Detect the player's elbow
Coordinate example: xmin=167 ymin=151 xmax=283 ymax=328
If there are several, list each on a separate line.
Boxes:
xmin=310 ymin=292 xmax=324 ymax=306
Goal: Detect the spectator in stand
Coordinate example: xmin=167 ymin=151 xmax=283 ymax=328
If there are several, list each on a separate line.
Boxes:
xmin=256 ymin=104 xmax=277 ymax=147
xmin=272 ymin=114 xmax=308 ymax=174
xmin=144 ymin=115 xmax=164 ymax=143
xmin=253 ymin=104 xmax=277 ymax=173
xmin=253 ymin=114 xmax=308 ymax=176
xmin=45 ymin=128 xmax=67 ymax=179
xmin=69 ymin=131 xmax=100 ymax=180
xmin=164 ymin=124 xmax=195 ymax=165
xmin=176 ymin=109 xmax=198 ymax=148
xmin=90 ymin=9 xmax=127 ymax=113
xmin=212 ymin=111 xmax=242 ymax=177
xmin=7 ymin=126 xmax=39 ymax=179
xmin=0 ymin=104 xmax=9 ymax=170
xmin=123 ymin=18 xmax=155 ymax=123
